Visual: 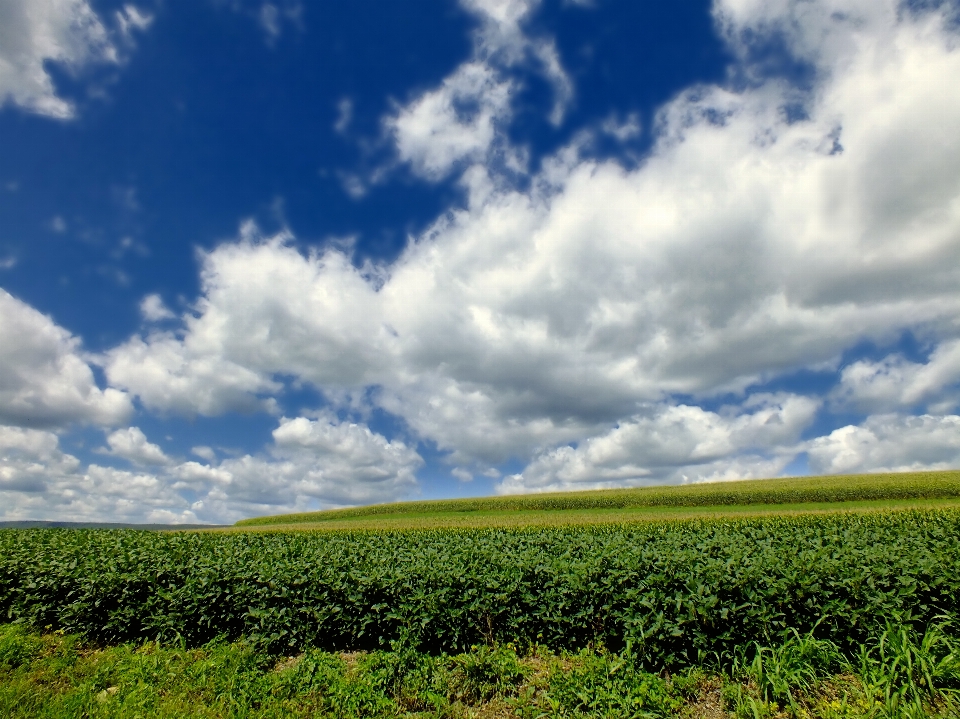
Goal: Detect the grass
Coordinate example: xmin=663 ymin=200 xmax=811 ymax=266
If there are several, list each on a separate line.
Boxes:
xmin=232 ymin=469 xmax=960 ymax=531
xmin=3 ymin=623 xmax=959 ymax=718
xmin=227 ymin=498 xmax=960 ymax=532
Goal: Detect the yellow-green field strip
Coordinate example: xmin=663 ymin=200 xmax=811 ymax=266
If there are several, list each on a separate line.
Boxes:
xmin=235 ymin=469 xmax=960 ymax=528
xmin=225 ymin=496 xmax=960 ymax=532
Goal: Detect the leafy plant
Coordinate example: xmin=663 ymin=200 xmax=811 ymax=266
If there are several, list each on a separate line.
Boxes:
xmin=2 ymin=509 xmax=959 ymax=670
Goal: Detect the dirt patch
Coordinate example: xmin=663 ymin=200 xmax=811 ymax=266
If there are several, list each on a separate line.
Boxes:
xmin=685 ymin=677 xmax=729 ymax=719
xmin=272 ymin=654 xmax=304 ymax=672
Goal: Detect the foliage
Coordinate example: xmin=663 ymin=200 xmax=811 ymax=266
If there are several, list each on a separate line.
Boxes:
xmin=237 ymin=470 xmax=960 ymax=526
xmin=732 ymin=627 xmax=844 ymax=710
xmin=2 ymin=510 xmax=960 ymax=671
xmin=6 ymin=625 xmax=960 ymax=718
xmin=857 ymin=620 xmax=960 ymax=717
xmin=543 ymin=649 xmax=683 ymax=718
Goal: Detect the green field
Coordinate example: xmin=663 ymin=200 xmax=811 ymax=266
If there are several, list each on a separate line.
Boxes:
xmin=3 ymin=470 xmax=960 ymax=717
xmin=235 ymin=469 xmax=960 ymax=530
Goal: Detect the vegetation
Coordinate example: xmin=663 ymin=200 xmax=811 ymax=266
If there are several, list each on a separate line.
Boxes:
xmin=3 ymin=511 xmax=959 ymax=667
xmin=5 ymin=473 xmax=960 ymax=716
xmin=236 ymin=470 xmax=960 ymax=527
xmin=228 ymin=498 xmax=960 ymax=533
xmin=3 ymin=622 xmax=959 ymax=718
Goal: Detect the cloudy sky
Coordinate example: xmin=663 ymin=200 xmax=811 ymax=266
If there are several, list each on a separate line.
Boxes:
xmin=2 ymin=0 xmax=960 ymax=524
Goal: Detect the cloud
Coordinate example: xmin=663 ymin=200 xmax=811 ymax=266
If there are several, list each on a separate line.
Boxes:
xmin=116 ymin=4 xmax=153 ymax=43
xmin=1 ymin=414 xmax=423 ymax=523
xmin=500 ymin=393 xmax=818 ymax=493
xmin=12 ymin=0 xmax=946 ymax=515
xmin=831 ymin=340 xmax=960 ymax=414
xmin=266 ymin=2 xmax=303 ymax=43
xmin=191 ymin=445 xmax=217 ymax=463
xmin=0 ymin=0 xmax=150 ymax=119
xmin=0 ymin=426 xmax=195 ymax=524
xmin=105 ymin=330 xmax=282 ymax=416
xmin=162 ymin=413 xmax=422 ymax=516
xmin=102 ymin=0 xmax=960 ymax=473
xmin=334 ymin=97 xmax=353 ymax=134
xmin=0 ymin=426 xmax=80 ymax=493
xmin=100 ymin=427 xmax=173 ymax=466
xmin=385 ymin=0 xmax=573 ymax=181
xmin=807 ymin=414 xmax=960 ymax=475
xmin=389 ymin=62 xmax=515 ymax=180
xmin=140 ymin=294 xmax=175 ymax=322
xmin=0 ymin=289 xmax=133 ymax=429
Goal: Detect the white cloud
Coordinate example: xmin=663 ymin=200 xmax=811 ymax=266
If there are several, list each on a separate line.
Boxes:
xmin=807 ymin=414 xmax=960 ymax=475
xmin=386 ymin=0 xmax=573 ymax=181
xmin=389 ymin=62 xmax=515 ymax=180
xmin=140 ymin=294 xmax=175 ymax=322
xmin=104 ymin=330 xmax=282 ymax=416
xmin=831 ymin=340 xmax=960 ymax=414
xmin=171 ymin=413 xmax=421 ymax=521
xmin=0 ymin=425 xmax=80 ymax=493
xmin=53 ymin=0 xmax=960 ymax=506
xmin=1 ymin=413 xmax=423 ymax=523
xmin=221 ymin=0 xmax=299 ymax=44
xmin=100 ymin=426 xmax=173 ymax=466
xmin=500 ymin=393 xmax=818 ymax=493
xmin=191 ymin=445 xmax=217 ymax=463
xmin=0 ymin=426 xmax=195 ymax=523
xmin=0 ymin=0 xmax=149 ymax=119
xmin=0 ymin=289 xmax=132 ymax=428
xmin=116 ymin=4 xmax=153 ymax=42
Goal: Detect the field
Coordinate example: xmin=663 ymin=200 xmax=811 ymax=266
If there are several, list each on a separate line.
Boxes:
xmin=3 ymin=471 xmax=960 ymax=717
xmin=235 ymin=470 xmax=960 ymax=530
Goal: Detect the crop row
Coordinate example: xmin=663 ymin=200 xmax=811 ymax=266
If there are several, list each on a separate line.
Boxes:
xmin=2 ymin=510 xmax=959 ymax=669
xmin=238 ymin=470 xmax=960 ymax=525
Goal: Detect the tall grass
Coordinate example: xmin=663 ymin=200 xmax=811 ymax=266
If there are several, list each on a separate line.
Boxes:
xmin=857 ymin=620 xmax=960 ymax=717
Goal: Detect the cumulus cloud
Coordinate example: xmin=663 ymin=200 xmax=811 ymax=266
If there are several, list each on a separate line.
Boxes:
xmin=0 ymin=425 xmax=80 ymax=493
xmin=100 ymin=427 xmax=173 ymax=466
xmin=0 ymin=289 xmax=132 ymax=429
xmin=1 ymin=414 xmax=423 ymax=523
xmin=102 ymin=0 xmax=960 ymax=477
xmin=831 ymin=340 xmax=960 ymax=414
xmin=500 ymin=394 xmax=819 ymax=493
xmin=0 ymin=0 xmax=150 ymax=119
xmin=174 ymin=413 xmax=421 ymax=520
xmin=0 ymin=426 xmax=195 ymax=523
xmin=389 ymin=62 xmax=515 ymax=180
xmin=387 ymin=0 xmax=572 ymax=180
xmin=808 ymin=414 xmax=960 ymax=475
xmin=140 ymin=294 xmax=175 ymax=322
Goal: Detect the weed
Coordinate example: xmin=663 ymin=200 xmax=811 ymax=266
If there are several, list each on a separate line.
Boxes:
xmin=857 ymin=620 xmax=960 ymax=717
xmin=544 ymin=649 xmax=683 ymax=718
xmin=0 ymin=624 xmax=44 ymax=669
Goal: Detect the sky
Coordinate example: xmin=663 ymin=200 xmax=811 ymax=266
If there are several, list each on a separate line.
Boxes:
xmin=2 ymin=0 xmax=960 ymax=524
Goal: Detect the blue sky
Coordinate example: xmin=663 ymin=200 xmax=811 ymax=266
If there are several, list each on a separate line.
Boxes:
xmin=2 ymin=0 xmax=960 ymax=524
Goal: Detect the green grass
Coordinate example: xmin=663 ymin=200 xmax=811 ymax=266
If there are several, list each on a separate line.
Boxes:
xmin=4 ymin=623 xmax=959 ymax=718
xmin=235 ymin=470 xmax=960 ymax=528
xmin=229 ymin=497 xmax=960 ymax=532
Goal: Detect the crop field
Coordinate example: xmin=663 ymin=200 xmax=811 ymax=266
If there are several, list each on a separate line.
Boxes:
xmin=236 ymin=469 xmax=960 ymax=530
xmin=3 ymin=472 xmax=960 ymax=717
